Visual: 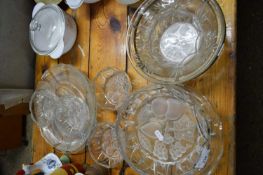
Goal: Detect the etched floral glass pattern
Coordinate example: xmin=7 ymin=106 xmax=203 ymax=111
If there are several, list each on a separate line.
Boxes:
xmin=88 ymin=122 xmax=123 ymax=168
xmin=30 ymin=64 xmax=96 ymax=153
xmin=127 ymin=0 xmax=225 ymax=84
xmin=116 ymin=85 xmax=223 ymax=175
xmin=94 ymin=67 xmax=132 ymax=111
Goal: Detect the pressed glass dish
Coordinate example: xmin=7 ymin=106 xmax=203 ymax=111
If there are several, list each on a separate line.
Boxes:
xmin=88 ymin=122 xmax=123 ymax=168
xmin=116 ymin=85 xmax=223 ymax=175
xmin=127 ymin=0 xmax=226 ymax=84
xmin=30 ymin=64 xmax=96 ymax=153
xmin=94 ymin=67 xmax=132 ymax=111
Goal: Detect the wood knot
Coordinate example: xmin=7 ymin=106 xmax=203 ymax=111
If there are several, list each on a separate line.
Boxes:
xmin=110 ymin=16 xmax=121 ymax=32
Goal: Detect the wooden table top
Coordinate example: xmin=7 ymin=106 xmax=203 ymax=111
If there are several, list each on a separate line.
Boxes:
xmin=33 ymin=0 xmax=236 ymax=174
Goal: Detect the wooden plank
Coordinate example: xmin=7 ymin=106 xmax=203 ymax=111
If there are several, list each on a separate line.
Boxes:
xmin=59 ymin=4 xmax=90 ymax=75
xmin=86 ymin=0 xmax=127 ymax=173
xmin=186 ymin=0 xmax=236 ymax=174
xmin=124 ymin=167 xmax=139 ymax=175
xmin=88 ymin=0 xmax=127 ymax=77
xmin=88 ymin=0 xmax=127 ymax=123
xmin=127 ymin=60 xmax=148 ymax=91
xmin=32 ymin=55 xmax=57 ymax=162
xmin=56 ymin=4 xmax=91 ymax=164
xmin=215 ymin=0 xmax=236 ymax=174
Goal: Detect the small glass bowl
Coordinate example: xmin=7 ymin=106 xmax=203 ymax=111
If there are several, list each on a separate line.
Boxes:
xmin=116 ymin=85 xmax=223 ymax=175
xmin=88 ymin=122 xmax=123 ymax=168
xmin=94 ymin=67 xmax=132 ymax=111
xmin=30 ymin=64 xmax=96 ymax=153
xmin=127 ymin=0 xmax=225 ymax=84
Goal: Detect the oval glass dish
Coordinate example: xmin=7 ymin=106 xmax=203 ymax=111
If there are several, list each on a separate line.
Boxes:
xmin=116 ymin=85 xmax=223 ymax=175
xmin=127 ymin=0 xmax=225 ymax=84
xmin=30 ymin=64 xmax=96 ymax=153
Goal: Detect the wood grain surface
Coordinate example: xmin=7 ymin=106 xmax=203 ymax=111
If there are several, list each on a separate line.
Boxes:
xmin=32 ymin=55 xmax=57 ymax=162
xmin=188 ymin=1 xmax=236 ymax=175
xmin=33 ymin=0 xmax=236 ymax=174
xmin=87 ymin=0 xmax=127 ymax=173
xmin=88 ymin=0 xmax=127 ymax=126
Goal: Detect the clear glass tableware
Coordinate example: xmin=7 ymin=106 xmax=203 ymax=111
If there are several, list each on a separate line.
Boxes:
xmin=127 ymin=0 xmax=226 ymax=84
xmin=88 ymin=122 xmax=123 ymax=168
xmin=116 ymin=85 xmax=223 ymax=175
xmin=30 ymin=64 xmax=96 ymax=153
xmin=94 ymin=67 xmax=132 ymax=111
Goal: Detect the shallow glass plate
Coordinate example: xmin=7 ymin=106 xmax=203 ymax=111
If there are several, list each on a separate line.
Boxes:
xmin=30 ymin=64 xmax=96 ymax=153
xmin=116 ymin=85 xmax=223 ymax=175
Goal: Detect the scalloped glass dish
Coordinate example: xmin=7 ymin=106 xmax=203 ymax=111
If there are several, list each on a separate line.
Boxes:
xmin=116 ymin=85 xmax=223 ymax=175
xmin=127 ymin=0 xmax=225 ymax=84
xmin=30 ymin=64 xmax=96 ymax=153
xmin=88 ymin=122 xmax=123 ymax=168
xmin=94 ymin=67 xmax=132 ymax=111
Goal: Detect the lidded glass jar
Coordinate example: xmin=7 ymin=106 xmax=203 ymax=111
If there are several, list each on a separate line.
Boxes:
xmin=30 ymin=64 xmax=96 ymax=153
xmin=29 ymin=3 xmax=77 ymax=59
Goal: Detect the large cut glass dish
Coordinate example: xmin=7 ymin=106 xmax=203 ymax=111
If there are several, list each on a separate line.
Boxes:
xmin=30 ymin=64 xmax=96 ymax=153
xmin=127 ymin=0 xmax=225 ymax=84
xmin=116 ymin=85 xmax=223 ymax=175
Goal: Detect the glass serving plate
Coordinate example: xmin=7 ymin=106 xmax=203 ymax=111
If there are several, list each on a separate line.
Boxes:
xmin=94 ymin=67 xmax=132 ymax=111
xmin=88 ymin=122 xmax=123 ymax=168
xmin=127 ymin=0 xmax=226 ymax=84
xmin=116 ymin=85 xmax=223 ymax=175
xmin=30 ymin=64 xmax=96 ymax=153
